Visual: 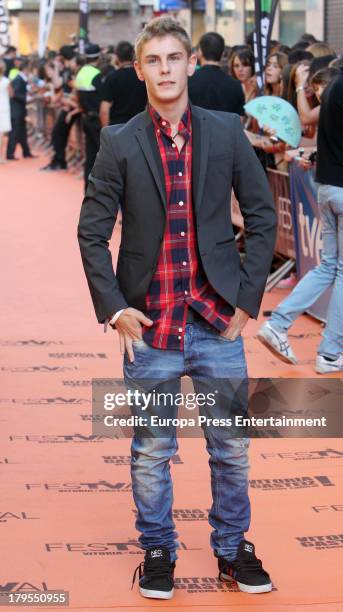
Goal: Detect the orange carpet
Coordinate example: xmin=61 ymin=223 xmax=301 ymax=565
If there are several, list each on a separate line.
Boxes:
xmin=0 ymin=156 xmax=342 ymax=611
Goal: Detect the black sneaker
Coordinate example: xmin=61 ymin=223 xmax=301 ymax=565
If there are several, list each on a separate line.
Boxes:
xmin=132 ymin=546 xmax=175 ymax=599
xmin=218 ymin=540 xmax=272 ymax=593
xmin=40 ymin=162 xmax=67 ymax=171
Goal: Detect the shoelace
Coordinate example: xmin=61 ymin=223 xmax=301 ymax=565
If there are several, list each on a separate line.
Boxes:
xmin=219 ymin=556 xmax=267 ymax=581
xmin=270 ymin=329 xmax=291 ymax=354
xmin=131 ymin=559 xmax=174 ymax=590
xmin=131 ymin=561 xmax=144 ymax=590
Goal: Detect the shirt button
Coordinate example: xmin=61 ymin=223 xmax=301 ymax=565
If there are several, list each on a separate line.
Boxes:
xmin=172 ymin=143 xmax=176 ymax=148
xmin=178 ymin=172 xmax=183 ymax=176
xmin=184 ymin=290 xmax=188 ymax=295
xmin=178 ymin=336 xmax=182 ymax=340
xmin=162 ymin=120 xmax=166 ymax=126
xmin=182 ymin=261 xmax=187 ymax=266
xmin=178 ymin=327 xmax=182 ymax=332
xmin=180 ymin=231 xmax=185 ymax=236
xmin=179 ymin=201 xmax=184 ymax=206
xmin=157 ymin=129 xmax=160 ymax=134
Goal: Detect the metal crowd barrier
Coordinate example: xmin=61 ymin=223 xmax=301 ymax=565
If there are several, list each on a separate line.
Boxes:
xmin=231 ymin=168 xmax=296 ymax=292
xmin=27 ymin=99 xmax=85 ymax=176
xmin=231 ymin=165 xmax=330 ymax=323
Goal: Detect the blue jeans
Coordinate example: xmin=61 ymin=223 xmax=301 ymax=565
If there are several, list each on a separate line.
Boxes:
xmin=123 ymin=320 xmax=250 ymax=563
xmin=270 ymin=184 xmax=343 ymax=359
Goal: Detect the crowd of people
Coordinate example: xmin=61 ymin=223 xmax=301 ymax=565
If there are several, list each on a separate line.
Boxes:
xmin=1 ymin=31 xmax=341 ymax=174
xmin=1 ymin=26 xmax=342 ymax=372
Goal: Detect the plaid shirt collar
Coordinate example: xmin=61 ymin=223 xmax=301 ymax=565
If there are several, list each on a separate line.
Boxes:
xmin=148 ymin=103 xmax=192 ymax=143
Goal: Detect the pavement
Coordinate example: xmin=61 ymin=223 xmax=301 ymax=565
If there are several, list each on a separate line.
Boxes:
xmin=0 ymin=154 xmax=342 ymax=611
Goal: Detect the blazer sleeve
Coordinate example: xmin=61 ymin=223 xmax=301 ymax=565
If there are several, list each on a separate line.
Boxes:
xmin=77 ymin=127 xmax=128 ymax=323
xmin=231 ymin=115 xmax=277 ymax=318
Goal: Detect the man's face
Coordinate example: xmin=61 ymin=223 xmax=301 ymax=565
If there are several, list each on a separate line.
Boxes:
xmin=135 ymin=35 xmax=196 ymax=105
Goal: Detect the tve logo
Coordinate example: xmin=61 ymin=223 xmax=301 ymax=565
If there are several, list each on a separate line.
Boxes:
xmin=298 ymin=201 xmax=322 ymax=264
xmin=278 ymin=197 xmax=293 ymax=232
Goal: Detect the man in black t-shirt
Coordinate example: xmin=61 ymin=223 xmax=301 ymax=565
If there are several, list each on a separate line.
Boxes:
xmin=188 ymin=32 xmax=244 ymax=115
xmin=316 ymin=67 xmax=343 ymax=189
xmin=99 ymin=41 xmax=147 ymax=127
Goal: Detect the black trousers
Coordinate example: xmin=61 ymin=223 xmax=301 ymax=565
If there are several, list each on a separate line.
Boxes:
xmin=51 ymin=110 xmax=79 ymax=167
xmin=82 ymin=114 xmax=101 ymax=191
xmin=7 ymin=114 xmax=30 ymax=158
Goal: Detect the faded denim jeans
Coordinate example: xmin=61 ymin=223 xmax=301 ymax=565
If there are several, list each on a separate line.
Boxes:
xmin=123 ymin=320 xmax=250 ymax=562
xmin=271 ymin=184 xmax=343 ymax=359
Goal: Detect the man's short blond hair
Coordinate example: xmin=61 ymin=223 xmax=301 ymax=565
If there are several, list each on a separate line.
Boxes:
xmin=135 ymin=16 xmax=192 ymax=62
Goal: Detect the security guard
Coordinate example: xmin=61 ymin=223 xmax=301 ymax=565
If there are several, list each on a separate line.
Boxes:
xmin=75 ymin=43 xmax=104 ymax=189
xmin=9 ymin=66 xmax=20 ymax=80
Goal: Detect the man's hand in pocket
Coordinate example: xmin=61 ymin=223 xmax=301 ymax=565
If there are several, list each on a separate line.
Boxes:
xmin=220 ymin=307 xmax=250 ymax=341
xmin=115 ymin=308 xmax=153 ymax=362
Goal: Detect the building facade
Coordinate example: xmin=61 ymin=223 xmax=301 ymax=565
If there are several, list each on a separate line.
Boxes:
xmin=6 ymin=0 xmax=341 ymax=55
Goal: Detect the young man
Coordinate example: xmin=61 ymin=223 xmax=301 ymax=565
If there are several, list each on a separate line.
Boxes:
xmin=78 ymin=17 xmax=276 ymax=599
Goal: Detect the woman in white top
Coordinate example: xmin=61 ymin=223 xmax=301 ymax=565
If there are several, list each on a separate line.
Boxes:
xmin=0 ymin=60 xmax=12 ymax=163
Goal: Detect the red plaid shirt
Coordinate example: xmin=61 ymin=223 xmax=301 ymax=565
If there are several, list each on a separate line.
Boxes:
xmin=142 ymin=104 xmax=232 ymax=350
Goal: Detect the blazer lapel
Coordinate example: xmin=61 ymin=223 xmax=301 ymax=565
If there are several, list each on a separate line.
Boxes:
xmin=134 ymin=106 xmax=209 ymax=214
xmin=191 ymin=106 xmax=209 ymax=214
xmin=135 ymin=111 xmax=167 ymax=212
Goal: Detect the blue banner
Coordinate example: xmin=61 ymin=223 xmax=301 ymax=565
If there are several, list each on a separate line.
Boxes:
xmin=159 ymin=0 xmax=187 ymax=9
xmin=289 ymin=164 xmax=331 ymax=323
xmin=159 ymin=0 xmax=223 ymax=11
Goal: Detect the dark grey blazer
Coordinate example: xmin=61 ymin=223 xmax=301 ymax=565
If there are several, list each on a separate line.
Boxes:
xmin=78 ymin=104 xmax=277 ymax=324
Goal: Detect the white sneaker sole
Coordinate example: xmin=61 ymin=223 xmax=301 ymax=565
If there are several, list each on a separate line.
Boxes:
xmin=220 ymin=572 xmax=272 ymax=594
xmin=257 ymin=330 xmax=297 ymax=365
xmin=139 ymin=587 xmax=174 ymax=599
xmin=315 ymin=364 xmax=343 ymax=374
xmin=237 ymin=580 xmax=272 ymax=593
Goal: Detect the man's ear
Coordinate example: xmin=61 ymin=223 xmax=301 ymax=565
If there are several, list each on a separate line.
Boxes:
xmin=134 ymin=60 xmax=145 ymax=82
xmin=187 ymin=53 xmax=197 ymax=78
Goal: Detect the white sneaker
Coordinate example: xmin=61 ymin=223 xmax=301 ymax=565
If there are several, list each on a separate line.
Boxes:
xmin=316 ymin=354 xmax=343 ymax=374
xmin=257 ymin=321 xmax=298 ymax=365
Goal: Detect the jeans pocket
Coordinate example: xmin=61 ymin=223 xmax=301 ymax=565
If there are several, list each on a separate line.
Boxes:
xmin=132 ymin=339 xmax=147 ymax=346
xmin=218 ymin=333 xmax=242 ymax=343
